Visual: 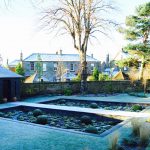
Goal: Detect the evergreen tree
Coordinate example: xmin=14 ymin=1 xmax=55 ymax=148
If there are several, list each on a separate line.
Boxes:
xmin=119 ymin=2 xmax=150 ymax=80
xmin=15 ymin=63 xmax=24 ymax=76
xmin=93 ymin=67 xmax=99 ymax=81
xmin=35 ymin=54 xmax=43 ymax=81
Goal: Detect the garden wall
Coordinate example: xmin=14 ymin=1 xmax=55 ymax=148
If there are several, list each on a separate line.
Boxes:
xmin=21 ymin=80 xmax=150 ymax=98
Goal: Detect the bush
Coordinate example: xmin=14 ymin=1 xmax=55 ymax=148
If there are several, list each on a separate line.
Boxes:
xmin=90 ymin=103 xmax=99 ymax=109
xmin=33 ymin=109 xmax=43 ymax=117
xmin=64 ymin=88 xmax=72 ymax=96
xmin=99 ymin=73 xmax=110 ymax=81
xmin=80 ymin=115 xmax=92 ymax=125
xmin=85 ymin=126 xmax=98 ymax=134
xmin=87 ymin=75 xmax=95 ymax=81
xmin=36 ymin=115 xmax=48 ymax=125
xmin=0 ymin=112 xmax=4 ymax=117
xmin=72 ymin=73 xmax=81 ymax=82
xmin=132 ymin=105 xmax=143 ymax=111
xmin=58 ymin=99 xmax=66 ymax=104
xmin=93 ymin=67 xmax=99 ymax=81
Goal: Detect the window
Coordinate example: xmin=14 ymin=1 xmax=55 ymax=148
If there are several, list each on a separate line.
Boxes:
xmin=43 ymin=63 xmax=47 ymax=71
xmin=54 ymin=62 xmax=58 ymax=71
xmin=91 ymin=63 xmax=94 ymax=71
xmin=70 ymin=63 xmax=74 ymax=71
xmin=30 ymin=62 xmax=34 ymax=70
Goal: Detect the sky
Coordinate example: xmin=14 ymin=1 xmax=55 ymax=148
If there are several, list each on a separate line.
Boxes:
xmin=0 ymin=0 xmax=149 ymax=65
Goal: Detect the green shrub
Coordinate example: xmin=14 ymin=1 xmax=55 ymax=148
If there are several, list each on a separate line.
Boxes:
xmin=80 ymin=115 xmax=92 ymax=125
xmin=85 ymin=126 xmax=98 ymax=134
xmin=99 ymin=73 xmax=110 ymax=81
xmin=29 ymin=116 xmax=37 ymax=123
xmin=33 ymin=109 xmax=43 ymax=117
xmin=93 ymin=67 xmax=99 ymax=81
xmin=58 ymin=99 xmax=66 ymax=104
xmin=87 ymin=75 xmax=95 ymax=81
xmin=36 ymin=115 xmax=48 ymax=125
xmin=132 ymin=105 xmax=143 ymax=111
xmin=64 ymin=88 xmax=72 ymax=96
xmin=72 ymin=73 xmax=81 ymax=82
xmin=0 ymin=112 xmax=4 ymax=117
xmin=89 ymin=103 xmax=99 ymax=109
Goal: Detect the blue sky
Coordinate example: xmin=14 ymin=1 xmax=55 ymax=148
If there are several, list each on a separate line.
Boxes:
xmin=0 ymin=0 xmax=149 ymax=65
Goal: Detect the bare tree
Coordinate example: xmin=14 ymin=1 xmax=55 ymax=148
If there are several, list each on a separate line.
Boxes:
xmin=56 ymin=60 xmax=67 ymax=81
xmin=41 ymin=0 xmax=117 ymax=93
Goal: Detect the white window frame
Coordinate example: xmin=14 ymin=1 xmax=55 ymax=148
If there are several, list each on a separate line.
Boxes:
xmin=54 ymin=62 xmax=58 ymax=71
xmin=70 ymin=63 xmax=74 ymax=71
xmin=91 ymin=63 xmax=94 ymax=71
xmin=30 ymin=62 xmax=34 ymax=71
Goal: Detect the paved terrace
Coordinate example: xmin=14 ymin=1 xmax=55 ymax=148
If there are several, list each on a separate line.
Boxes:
xmin=0 ymin=94 xmax=150 ymax=150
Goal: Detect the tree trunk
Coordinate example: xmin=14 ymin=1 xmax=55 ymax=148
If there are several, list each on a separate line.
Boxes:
xmin=80 ymin=52 xmax=87 ymax=94
xmin=139 ymin=56 xmax=144 ymax=80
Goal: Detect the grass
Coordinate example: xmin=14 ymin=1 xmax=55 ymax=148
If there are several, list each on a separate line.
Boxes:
xmin=108 ymin=132 xmax=119 ymax=150
xmin=131 ymin=118 xmax=142 ymax=136
xmin=139 ymin=123 xmax=150 ymax=146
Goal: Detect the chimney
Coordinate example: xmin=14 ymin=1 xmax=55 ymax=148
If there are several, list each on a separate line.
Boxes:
xmin=20 ymin=51 xmax=23 ymax=61
xmin=59 ymin=49 xmax=62 ymax=55
xmin=91 ymin=54 xmax=93 ymax=58
xmin=7 ymin=59 xmax=9 ymax=66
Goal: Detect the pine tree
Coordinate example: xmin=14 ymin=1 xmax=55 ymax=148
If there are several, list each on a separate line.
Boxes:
xmin=15 ymin=63 xmax=24 ymax=76
xmin=119 ymin=2 xmax=150 ymax=80
xmin=93 ymin=67 xmax=99 ymax=81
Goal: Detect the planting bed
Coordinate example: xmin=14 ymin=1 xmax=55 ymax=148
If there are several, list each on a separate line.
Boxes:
xmin=0 ymin=106 xmax=121 ymax=135
xmin=41 ymin=99 xmax=148 ymax=112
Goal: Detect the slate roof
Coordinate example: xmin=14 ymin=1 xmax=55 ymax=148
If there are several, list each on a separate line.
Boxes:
xmin=0 ymin=66 xmax=22 ymax=78
xmin=8 ymin=60 xmax=21 ymax=67
xmin=24 ymin=53 xmax=99 ymax=62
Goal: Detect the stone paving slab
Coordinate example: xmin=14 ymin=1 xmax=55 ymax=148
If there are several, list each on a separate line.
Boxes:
xmin=22 ymin=94 xmax=150 ymax=104
xmin=13 ymin=102 xmax=150 ymax=119
xmin=0 ymin=117 xmax=104 ymax=150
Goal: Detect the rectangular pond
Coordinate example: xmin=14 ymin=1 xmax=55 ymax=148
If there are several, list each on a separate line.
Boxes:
xmin=0 ymin=105 xmax=122 ymax=136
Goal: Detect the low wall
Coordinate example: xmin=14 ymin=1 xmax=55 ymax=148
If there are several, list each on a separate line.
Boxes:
xmin=21 ymin=80 xmax=150 ymax=98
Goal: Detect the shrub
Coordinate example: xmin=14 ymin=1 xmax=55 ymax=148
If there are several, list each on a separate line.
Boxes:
xmin=72 ymin=73 xmax=81 ymax=82
xmin=0 ymin=112 xmax=4 ymax=117
xmin=139 ymin=123 xmax=150 ymax=146
xmin=93 ymin=67 xmax=99 ymax=81
xmin=87 ymin=75 xmax=95 ymax=81
xmin=131 ymin=118 xmax=142 ymax=136
xmin=58 ymin=99 xmax=66 ymax=104
xmin=64 ymin=88 xmax=72 ymax=96
xmin=89 ymin=103 xmax=99 ymax=109
xmin=132 ymin=105 xmax=143 ymax=111
xmin=99 ymin=73 xmax=110 ymax=81
xmin=85 ymin=126 xmax=98 ymax=134
xmin=80 ymin=115 xmax=92 ymax=125
xmin=33 ymin=109 xmax=43 ymax=117
xmin=108 ymin=132 xmax=119 ymax=150
xmin=29 ymin=116 xmax=37 ymax=123
xmin=36 ymin=115 xmax=48 ymax=125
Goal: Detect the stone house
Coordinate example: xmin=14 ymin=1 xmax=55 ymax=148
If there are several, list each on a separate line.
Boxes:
xmin=22 ymin=50 xmax=100 ymax=82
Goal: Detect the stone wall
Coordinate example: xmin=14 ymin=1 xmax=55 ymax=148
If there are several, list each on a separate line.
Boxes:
xmin=21 ymin=80 xmax=150 ymax=98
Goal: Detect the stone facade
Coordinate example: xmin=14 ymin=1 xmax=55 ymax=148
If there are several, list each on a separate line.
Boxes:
xmin=23 ymin=52 xmax=100 ymax=82
xmin=21 ymin=80 xmax=150 ymax=98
